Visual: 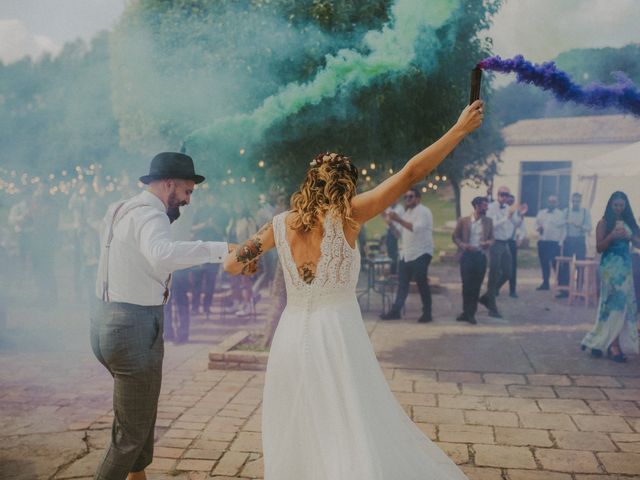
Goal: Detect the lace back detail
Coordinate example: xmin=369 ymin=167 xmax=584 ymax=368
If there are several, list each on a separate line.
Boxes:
xmin=273 ymin=211 xmax=359 ymax=295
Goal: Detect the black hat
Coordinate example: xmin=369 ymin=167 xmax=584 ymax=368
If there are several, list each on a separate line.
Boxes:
xmin=139 ymin=152 xmax=205 ymax=185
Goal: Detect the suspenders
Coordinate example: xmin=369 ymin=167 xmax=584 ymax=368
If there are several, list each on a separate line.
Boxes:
xmin=101 ymin=202 xmax=171 ymax=304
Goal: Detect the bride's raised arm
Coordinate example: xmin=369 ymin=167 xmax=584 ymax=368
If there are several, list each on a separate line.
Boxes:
xmin=224 ymin=221 xmax=275 ymax=275
xmin=351 ymin=100 xmax=484 ymax=224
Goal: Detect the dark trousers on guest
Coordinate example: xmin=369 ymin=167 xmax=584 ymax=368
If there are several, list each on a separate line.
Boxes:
xmin=164 ymin=268 xmax=191 ymax=342
xmin=484 ymin=240 xmax=511 ymax=309
xmin=191 ymin=263 xmax=220 ymax=314
xmin=537 ymin=240 xmax=561 ymax=287
xmin=386 ymin=231 xmax=399 ymax=274
xmin=461 ymin=251 xmax=487 ymax=318
xmin=90 ymin=301 xmax=164 ymax=479
xmin=507 ymin=239 xmax=518 ymax=295
xmin=558 ymin=236 xmax=586 ymax=286
xmin=391 ymin=253 xmax=432 ymax=316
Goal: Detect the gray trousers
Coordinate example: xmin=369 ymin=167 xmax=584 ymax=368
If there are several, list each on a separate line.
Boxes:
xmin=485 ymin=240 xmax=512 ymax=307
xmin=90 ymin=301 xmax=164 ymax=479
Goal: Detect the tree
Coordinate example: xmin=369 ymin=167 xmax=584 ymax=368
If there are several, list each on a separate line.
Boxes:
xmin=0 ymin=33 xmax=132 ymax=174
xmin=109 ymin=0 xmax=504 ymax=206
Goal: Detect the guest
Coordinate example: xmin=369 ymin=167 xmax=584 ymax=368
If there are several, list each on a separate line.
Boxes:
xmin=535 ymin=195 xmax=565 ymax=290
xmin=556 ymin=192 xmax=592 ymax=298
xmin=252 ymin=187 xmax=279 ymax=298
xmin=452 ymin=196 xmax=493 ymax=324
xmin=227 ymin=200 xmax=258 ymax=316
xmin=164 ymin=198 xmax=197 ymax=343
xmin=380 ymin=187 xmax=434 ymax=323
xmin=581 ymin=191 xmax=640 ymax=362
xmin=479 ymin=186 xmax=519 ymax=318
xmin=383 ymin=201 xmax=404 ymax=274
xmin=191 ymin=194 xmax=228 ymax=317
xmin=504 ymin=193 xmax=527 ymax=298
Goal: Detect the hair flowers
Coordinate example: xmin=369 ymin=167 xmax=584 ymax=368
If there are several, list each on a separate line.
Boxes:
xmin=310 ymin=152 xmax=349 ymax=167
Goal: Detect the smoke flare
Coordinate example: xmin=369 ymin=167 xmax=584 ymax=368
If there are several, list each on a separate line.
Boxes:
xmin=185 ymin=0 xmax=459 ymax=152
xmin=478 ymin=54 xmax=640 ymax=117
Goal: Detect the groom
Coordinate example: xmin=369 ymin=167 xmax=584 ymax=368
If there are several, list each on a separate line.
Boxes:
xmin=90 ymin=152 xmax=230 ymax=480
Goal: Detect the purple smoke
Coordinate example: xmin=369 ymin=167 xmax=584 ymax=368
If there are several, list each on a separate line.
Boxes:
xmin=478 ymin=55 xmax=640 ymax=117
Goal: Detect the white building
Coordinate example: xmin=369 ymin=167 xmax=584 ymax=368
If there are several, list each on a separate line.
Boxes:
xmin=461 ymin=114 xmax=640 ymax=250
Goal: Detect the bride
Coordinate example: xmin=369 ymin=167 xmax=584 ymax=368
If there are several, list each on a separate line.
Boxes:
xmin=223 ymin=100 xmax=483 ymax=479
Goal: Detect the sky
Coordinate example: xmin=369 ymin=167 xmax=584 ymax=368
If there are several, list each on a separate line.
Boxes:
xmin=0 ymin=0 xmax=638 ymax=68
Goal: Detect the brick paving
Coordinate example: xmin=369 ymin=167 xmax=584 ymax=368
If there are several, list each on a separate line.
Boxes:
xmin=1 ymin=266 xmax=639 ymax=479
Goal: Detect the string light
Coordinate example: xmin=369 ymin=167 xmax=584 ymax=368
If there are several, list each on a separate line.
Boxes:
xmin=361 ymin=169 xmax=367 ymax=175
xmin=388 ymin=168 xmax=394 ymax=174
xmin=442 ymin=175 xmax=447 ymax=181
xmin=258 ymin=160 xmax=265 ymax=168
xmin=240 ymin=148 xmax=246 ymax=155
xmin=365 ymin=175 xmax=371 ymax=182
xmin=370 ymin=163 xmax=376 ymax=170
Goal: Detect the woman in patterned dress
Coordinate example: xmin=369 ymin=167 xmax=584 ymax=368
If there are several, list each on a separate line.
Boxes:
xmin=581 ymin=191 xmax=640 ymax=362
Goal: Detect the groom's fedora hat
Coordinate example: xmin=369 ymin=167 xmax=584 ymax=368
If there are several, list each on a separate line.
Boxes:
xmin=139 ymin=152 xmax=205 ymax=185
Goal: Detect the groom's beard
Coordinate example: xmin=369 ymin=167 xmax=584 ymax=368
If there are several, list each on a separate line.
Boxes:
xmin=167 ymin=191 xmax=185 ymax=223
xmin=167 ymin=205 xmax=181 ymax=223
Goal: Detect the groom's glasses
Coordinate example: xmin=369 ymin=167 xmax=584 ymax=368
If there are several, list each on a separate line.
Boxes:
xmin=404 ymin=194 xmax=415 ymax=200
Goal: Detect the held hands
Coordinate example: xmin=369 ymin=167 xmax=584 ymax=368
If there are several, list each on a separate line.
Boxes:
xmin=455 ymin=100 xmax=484 ymax=135
xmin=611 ymin=226 xmax=629 ymax=240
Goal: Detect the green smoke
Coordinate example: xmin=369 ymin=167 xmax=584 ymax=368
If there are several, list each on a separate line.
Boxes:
xmin=185 ymin=0 xmax=459 ymax=153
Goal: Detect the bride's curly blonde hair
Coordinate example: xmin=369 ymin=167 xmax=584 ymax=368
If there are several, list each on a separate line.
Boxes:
xmin=290 ymin=152 xmax=359 ymax=232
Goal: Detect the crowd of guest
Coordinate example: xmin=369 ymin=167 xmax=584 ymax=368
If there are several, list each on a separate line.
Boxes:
xmin=2 ymin=171 xmax=638 ymax=360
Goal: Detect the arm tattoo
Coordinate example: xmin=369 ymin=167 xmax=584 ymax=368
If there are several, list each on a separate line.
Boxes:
xmin=298 ymin=262 xmax=316 ymax=284
xmin=236 ymin=236 xmax=263 ymax=264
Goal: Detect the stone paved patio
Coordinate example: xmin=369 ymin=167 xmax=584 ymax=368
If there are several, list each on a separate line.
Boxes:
xmin=1 ymin=267 xmax=639 ymax=479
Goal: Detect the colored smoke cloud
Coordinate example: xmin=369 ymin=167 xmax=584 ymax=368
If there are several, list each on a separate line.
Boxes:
xmin=185 ymin=0 xmax=460 ymax=153
xmin=479 ymin=54 xmax=640 ymax=117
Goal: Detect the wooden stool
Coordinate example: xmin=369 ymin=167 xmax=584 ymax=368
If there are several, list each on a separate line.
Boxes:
xmin=552 ymin=255 xmax=573 ymax=297
xmin=569 ymin=259 xmax=599 ymax=307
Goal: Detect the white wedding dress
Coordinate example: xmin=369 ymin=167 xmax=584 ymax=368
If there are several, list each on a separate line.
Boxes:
xmin=262 ymin=211 xmax=468 ymax=479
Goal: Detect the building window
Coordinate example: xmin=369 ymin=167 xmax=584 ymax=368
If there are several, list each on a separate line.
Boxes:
xmin=520 ymin=161 xmax=571 ymax=217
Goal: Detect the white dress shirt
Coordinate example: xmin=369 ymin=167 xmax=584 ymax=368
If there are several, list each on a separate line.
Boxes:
xmin=398 ymin=204 xmax=433 ymax=261
xmin=95 ymin=190 xmax=228 ymax=306
xmin=565 ymin=208 xmax=592 ymax=238
xmin=469 ymin=215 xmax=483 ymax=248
xmin=486 ymin=201 xmax=518 ymax=241
xmin=536 ymin=208 xmax=566 ymax=242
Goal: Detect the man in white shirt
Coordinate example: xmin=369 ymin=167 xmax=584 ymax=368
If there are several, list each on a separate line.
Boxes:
xmin=504 ymin=193 xmax=528 ymax=298
xmin=91 ymin=152 xmax=231 ymax=480
xmin=479 ymin=186 xmax=523 ymax=318
xmin=535 ymin=195 xmax=566 ymax=290
xmin=380 ymin=187 xmax=434 ymax=323
xmin=556 ymin=192 xmax=592 ymax=298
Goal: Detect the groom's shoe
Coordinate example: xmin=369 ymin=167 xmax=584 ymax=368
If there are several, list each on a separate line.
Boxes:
xmin=380 ymin=310 xmax=401 ymax=320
